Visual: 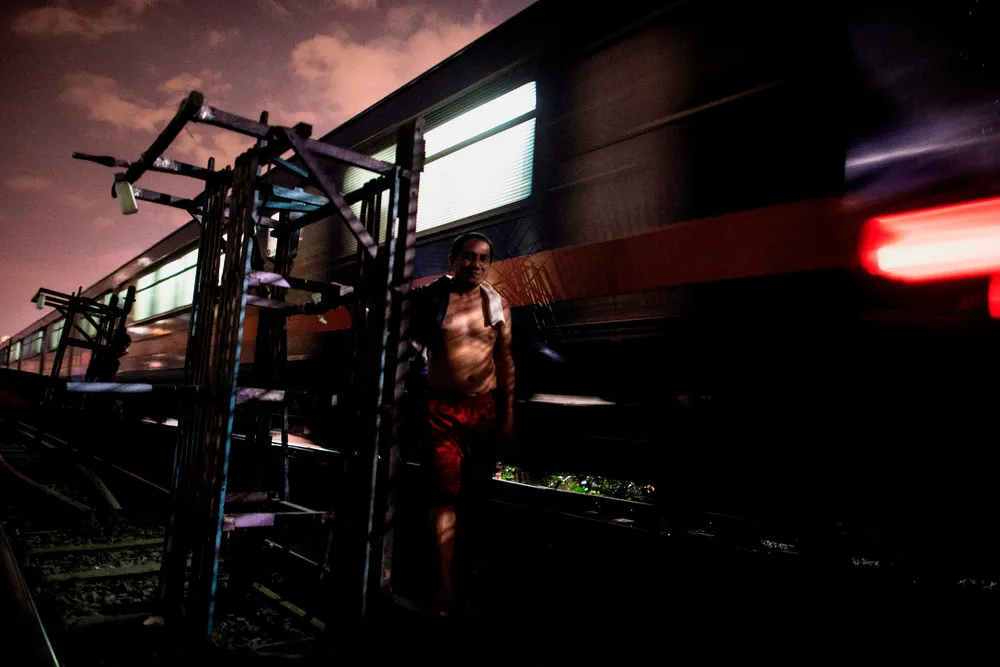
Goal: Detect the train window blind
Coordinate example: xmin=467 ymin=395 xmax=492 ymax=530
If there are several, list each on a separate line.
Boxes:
xmin=25 ymin=331 xmax=43 ymax=357
xmin=132 ymin=248 xmax=198 ymax=321
xmin=342 ymin=81 xmax=537 ymax=242
xmin=48 ymin=319 xmax=64 ymax=350
xmin=11 ymin=340 xmax=20 ymax=362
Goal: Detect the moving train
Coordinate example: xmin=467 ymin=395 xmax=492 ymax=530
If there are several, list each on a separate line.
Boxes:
xmin=3 ymin=0 xmax=999 ymax=572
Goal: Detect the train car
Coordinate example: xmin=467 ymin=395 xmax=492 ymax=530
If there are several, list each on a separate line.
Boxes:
xmin=4 ymin=0 xmax=999 ymax=574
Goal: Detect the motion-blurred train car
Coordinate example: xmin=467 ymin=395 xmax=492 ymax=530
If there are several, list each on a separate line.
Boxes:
xmin=3 ymin=0 xmax=999 ymax=570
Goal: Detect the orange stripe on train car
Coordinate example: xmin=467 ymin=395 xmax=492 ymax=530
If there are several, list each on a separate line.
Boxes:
xmin=242 ymin=197 xmax=859 ymax=337
xmin=420 ymin=197 xmax=860 ymax=306
xmin=242 ymin=301 xmax=354 ymax=341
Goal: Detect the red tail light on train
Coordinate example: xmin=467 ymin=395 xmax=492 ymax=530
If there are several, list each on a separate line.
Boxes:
xmin=860 ymin=197 xmax=1000 ymax=282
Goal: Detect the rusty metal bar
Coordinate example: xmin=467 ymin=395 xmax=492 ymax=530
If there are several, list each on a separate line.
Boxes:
xmin=259 ymin=178 xmax=388 ymax=231
xmin=301 ymin=138 xmax=397 ymax=175
xmin=247 ymin=270 xmax=352 ymax=297
xmin=132 ymin=187 xmax=198 ymax=212
xmin=194 ymin=104 xmax=268 ymax=138
xmin=235 ymin=388 xmax=286 ymax=404
xmin=261 ymin=202 xmax=330 ymax=231
xmin=33 ymin=288 xmax=118 ymax=316
xmin=74 ymin=152 xmax=215 ymax=180
xmin=124 ymin=91 xmax=205 ymax=183
xmin=268 ymin=156 xmax=309 ymax=179
xmin=264 ymin=185 xmax=328 ymax=207
xmin=281 ymin=128 xmax=378 ymax=258
xmin=259 ymin=201 xmax=318 ymax=214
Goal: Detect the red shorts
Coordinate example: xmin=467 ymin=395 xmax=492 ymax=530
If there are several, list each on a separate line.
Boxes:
xmin=421 ymin=390 xmax=498 ymax=503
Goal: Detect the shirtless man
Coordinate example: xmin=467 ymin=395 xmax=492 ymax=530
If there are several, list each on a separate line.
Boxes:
xmin=410 ymin=232 xmax=514 ymax=616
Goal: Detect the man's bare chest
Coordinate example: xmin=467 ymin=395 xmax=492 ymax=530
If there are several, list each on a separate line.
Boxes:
xmin=440 ymin=295 xmax=496 ymax=345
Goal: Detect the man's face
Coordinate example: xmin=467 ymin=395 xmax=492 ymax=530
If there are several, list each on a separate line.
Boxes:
xmin=450 ymin=238 xmax=491 ymax=287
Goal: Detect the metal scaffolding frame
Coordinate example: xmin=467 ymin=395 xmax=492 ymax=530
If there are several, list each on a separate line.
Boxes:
xmin=74 ymin=90 xmax=424 ymax=652
xmin=29 ymin=286 xmax=135 ymax=392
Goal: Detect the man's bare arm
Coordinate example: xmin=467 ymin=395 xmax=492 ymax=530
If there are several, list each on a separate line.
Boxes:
xmin=495 ymin=302 xmax=515 ymax=435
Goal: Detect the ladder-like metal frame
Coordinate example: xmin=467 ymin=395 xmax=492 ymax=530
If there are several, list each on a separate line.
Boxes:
xmin=29 ymin=286 xmax=135 ymax=392
xmin=74 ymin=91 xmax=424 ymax=651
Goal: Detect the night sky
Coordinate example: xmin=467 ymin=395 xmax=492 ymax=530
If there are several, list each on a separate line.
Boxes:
xmin=0 ymin=0 xmax=535 ymax=339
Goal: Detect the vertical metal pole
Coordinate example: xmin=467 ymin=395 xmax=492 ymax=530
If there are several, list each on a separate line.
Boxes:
xmin=191 ymin=147 xmax=258 ymax=642
xmin=351 ymin=118 xmax=425 ymax=629
xmin=373 ymin=119 xmax=424 ymax=605
xmin=280 ymin=406 xmax=290 ymax=501
xmin=162 ymin=156 xmax=225 ymax=637
xmin=356 ymin=168 xmax=398 ymax=622
xmin=273 ymin=215 xmax=297 ymax=501
xmin=328 ymin=176 xmax=385 ymax=645
xmin=38 ymin=326 xmax=46 ymax=379
xmin=48 ymin=303 xmax=75 ymax=391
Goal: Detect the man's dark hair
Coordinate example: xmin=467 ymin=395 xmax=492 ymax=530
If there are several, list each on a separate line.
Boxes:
xmin=449 ymin=232 xmax=494 ymax=263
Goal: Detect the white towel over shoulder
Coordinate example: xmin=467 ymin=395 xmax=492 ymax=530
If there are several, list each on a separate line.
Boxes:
xmin=480 ymin=281 xmax=505 ymax=328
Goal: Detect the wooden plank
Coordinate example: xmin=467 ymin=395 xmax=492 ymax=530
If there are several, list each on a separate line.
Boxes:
xmin=29 ymin=538 xmax=162 ymax=557
xmin=252 ymin=582 xmax=326 ymax=632
xmin=248 ymin=270 xmax=353 ymax=297
xmin=43 ymin=562 xmax=162 ymax=583
xmin=65 ymin=612 xmax=153 ymax=629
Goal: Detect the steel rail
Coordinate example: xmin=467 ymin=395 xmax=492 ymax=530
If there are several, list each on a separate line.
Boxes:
xmin=0 ymin=523 xmax=60 ymax=667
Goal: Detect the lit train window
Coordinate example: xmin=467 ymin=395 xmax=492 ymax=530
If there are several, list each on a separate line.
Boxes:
xmin=49 ymin=319 xmax=64 ymax=350
xmin=11 ymin=340 xmax=21 ymax=362
xmin=132 ymin=248 xmax=198 ymax=321
xmin=23 ymin=331 xmax=43 ymax=357
xmin=342 ymin=81 xmax=537 ymax=242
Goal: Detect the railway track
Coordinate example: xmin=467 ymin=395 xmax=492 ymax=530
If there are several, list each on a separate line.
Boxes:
xmin=0 ymin=420 xmax=330 ymax=665
xmin=11 ymin=411 xmax=971 ymax=664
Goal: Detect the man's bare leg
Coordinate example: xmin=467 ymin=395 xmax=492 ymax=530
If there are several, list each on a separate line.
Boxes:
xmin=431 ymin=504 xmax=457 ymax=615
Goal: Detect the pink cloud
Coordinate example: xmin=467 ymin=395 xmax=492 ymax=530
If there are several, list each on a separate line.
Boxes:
xmin=335 ymin=0 xmax=378 ymax=9
xmin=5 ymin=175 xmax=54 ymax=193
xmin=172 ymin=128 xmax=257 ymax=170
xmin=260 ymin=0 xmax=291 ymax=18
xmin=12 ymin=0 xmax=158 ymax=40
xmin=66 ymin=193 xmax=98 ymax=210
xmin=60 ymin=73 xmax=174 ymax=133
xmin=205 ymin=28 xmax=239 ymax=49
xmin=160 ymin=73 xmax=205 ymax=94
xmin=59 ymin=71 xmax=250 ymax=167
xmin=290 ymin=7 xmax=493 ymax=130
xmin=160 ymin=71 xmax=232 ymax=96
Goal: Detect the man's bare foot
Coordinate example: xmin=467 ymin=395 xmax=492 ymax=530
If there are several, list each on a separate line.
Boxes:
xmin=433 ymin=595 xmax=479 ymax=621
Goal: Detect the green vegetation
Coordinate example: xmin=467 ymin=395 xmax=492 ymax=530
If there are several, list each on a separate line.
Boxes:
xmin=498 ymin=465 xmax=654 ymax=503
